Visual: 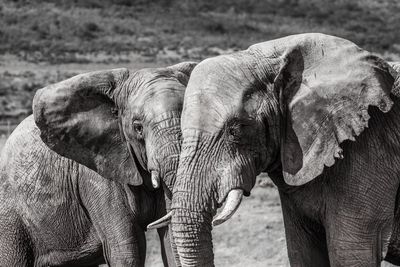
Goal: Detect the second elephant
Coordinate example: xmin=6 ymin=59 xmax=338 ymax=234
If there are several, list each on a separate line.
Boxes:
xmin=0 ymin=62 xmax=196 ymax=266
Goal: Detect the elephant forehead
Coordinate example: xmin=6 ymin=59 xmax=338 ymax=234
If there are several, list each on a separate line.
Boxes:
xmin=182 ymin=94 xmax=227 ymax=133
xmin=182 ymin=55 xmax=262 ymax=134
xmin=144 ymin=89 xmax=184 ymax=120
xmin=126 ymin=80 xmax=185 ymax=120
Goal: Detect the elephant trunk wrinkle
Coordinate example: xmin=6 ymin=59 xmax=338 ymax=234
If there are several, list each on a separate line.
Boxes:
xmin=171 ymin=144 xmax=220 ymax=266
xmin=150 ymin=118 xmax=182 ymax=192
xmin=171 ymin=208 xmax=214 ymax=267
xmin=171 ymin=135 xmax=261 ymax=266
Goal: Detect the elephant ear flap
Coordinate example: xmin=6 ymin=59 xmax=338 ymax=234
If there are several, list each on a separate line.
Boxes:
xmin=279 ymin=38 xmax=394 ymax=186
xmin=167 ymin=61 xmax=198 ymax=77
xmin=33 ymin=69 xmax=144 ymax=186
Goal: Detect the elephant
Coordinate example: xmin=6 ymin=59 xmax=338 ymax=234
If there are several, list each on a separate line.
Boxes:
xmin=0 ymin=117 xmax=166 ymax=267
xmin=150 ymin=33 xmax=400 ymax=266
xmin=0 ymin=62 xmax=196 ymax=266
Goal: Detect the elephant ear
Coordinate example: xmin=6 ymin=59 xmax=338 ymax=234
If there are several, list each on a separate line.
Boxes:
xmin=274 ymin=35 xmax=395 ymax=186
xmin=33 ymin=69 xmax=145 ymax=186
xmin=167 ymin=61 xmax=197 ymax=78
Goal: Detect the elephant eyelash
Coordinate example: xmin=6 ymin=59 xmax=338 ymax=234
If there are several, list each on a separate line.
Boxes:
xmin=134 ymin=124 xmax=143 ymax=133
xmin=133 ymin=120 xmax=144 ymax=138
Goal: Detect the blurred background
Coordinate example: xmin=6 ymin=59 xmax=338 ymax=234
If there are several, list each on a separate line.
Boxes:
xmin=0 ymin=0 xmax=399 ymax=266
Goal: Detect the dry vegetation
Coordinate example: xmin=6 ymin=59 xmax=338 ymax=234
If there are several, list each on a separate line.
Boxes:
xmin=2 ymin=0 xmax=400 ymax=60
xmin=0 ymin=0 xmax=399 ymax=265
xmin=1 ymin=0 xmax=400 ymax=128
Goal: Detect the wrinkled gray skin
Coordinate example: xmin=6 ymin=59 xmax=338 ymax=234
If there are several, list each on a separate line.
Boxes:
xmin=0 ymin=62 xmax=196 ymax=266
xmin=170 ymin=33 xmax=400 ymax=266
xmin=385 ymin=61 xmax=400 ymax=266
xmin=0 ymin=116 xmax=164 ymax=266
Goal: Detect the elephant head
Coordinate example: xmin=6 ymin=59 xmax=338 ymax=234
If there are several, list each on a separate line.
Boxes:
xmin=156 ymin=33 xmax=395 ymax=266
xmin=33 ymin=62 xmax=196 ymax=190
xmin=33 ymin=62 xmax=196 ymax=265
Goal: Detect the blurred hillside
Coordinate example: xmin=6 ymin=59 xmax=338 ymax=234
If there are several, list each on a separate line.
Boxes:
xmin=0 ymin=0 xmax=399 ymax=127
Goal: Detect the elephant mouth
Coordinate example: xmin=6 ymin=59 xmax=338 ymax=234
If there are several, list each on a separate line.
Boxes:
xmin=127 ymin=143 xmax=153 ymax=189
xmin=147 ymin=187 xmax=245 ymax=230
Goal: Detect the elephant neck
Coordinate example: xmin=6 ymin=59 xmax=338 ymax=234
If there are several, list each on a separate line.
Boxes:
xmin=267 ymin=165 xmax=302 ymax=194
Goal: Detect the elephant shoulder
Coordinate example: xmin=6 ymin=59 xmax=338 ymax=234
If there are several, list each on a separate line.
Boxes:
xmin=0 ymin=116 xmax=82 ymax=196
xmin=1 ymin=115 xmax=53 ymax=165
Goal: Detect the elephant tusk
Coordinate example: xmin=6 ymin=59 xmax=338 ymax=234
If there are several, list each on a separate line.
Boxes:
xmin=151 ymin=170 xmax=160 ymax=189
xmin=147 ymin=211 xmax=173 ymax=230
xmin=212 ymin=189 xmax=243 ymax=227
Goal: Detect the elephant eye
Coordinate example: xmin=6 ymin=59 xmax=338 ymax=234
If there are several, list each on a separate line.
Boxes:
xmin=226 ymin=124 xmax=241 ymax=143
xmin=133 ymin=121 xmax=143 ymax=137
xmin=110 ymin=107 xmax=118 ymax=117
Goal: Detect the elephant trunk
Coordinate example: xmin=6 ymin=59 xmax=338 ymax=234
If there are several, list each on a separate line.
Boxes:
xmin=170 ymin=133 xmax=253 ymax=266
xmin=149 ymin=115 xmax=184 ymax=266
xmin=171 ymin=188 xmax=244 ymax=266
xmin=171 ymin=193 xmax=214 ymax=267
xmin=170 ymin=141 xmax=218 ymax=267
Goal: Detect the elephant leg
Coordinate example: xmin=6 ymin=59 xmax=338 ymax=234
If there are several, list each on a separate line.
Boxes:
xmin=102 ymin=224 xmax=146 ymax=266
xmin=79 ymin=176 xmax=145 ymax=267
xmin=0 ymin=209 xmax=34 ymax=266
xmin=279 ymin=194 xmax=330 ymax=267
xmin=385 ymin=187 xmax=400 ymax=266
xmin=326 ymin=215 xmax=392 ymax=267
xmin=324 ymin=174 xmax=395 ymax=267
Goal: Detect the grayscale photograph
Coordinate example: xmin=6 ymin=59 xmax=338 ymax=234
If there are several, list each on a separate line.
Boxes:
xmin=0 ymin=0 xmax=399 ymax=266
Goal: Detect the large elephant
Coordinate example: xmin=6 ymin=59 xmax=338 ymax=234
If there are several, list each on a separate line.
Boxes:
xmin=0 ymin=62 xmax=195 ymax=266
xmin=152 ymin=33 xmax=400 ymax=266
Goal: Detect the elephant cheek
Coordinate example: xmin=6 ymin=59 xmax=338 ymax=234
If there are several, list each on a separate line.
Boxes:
xmin=216 ymin=153 xmax=257 ymax=203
